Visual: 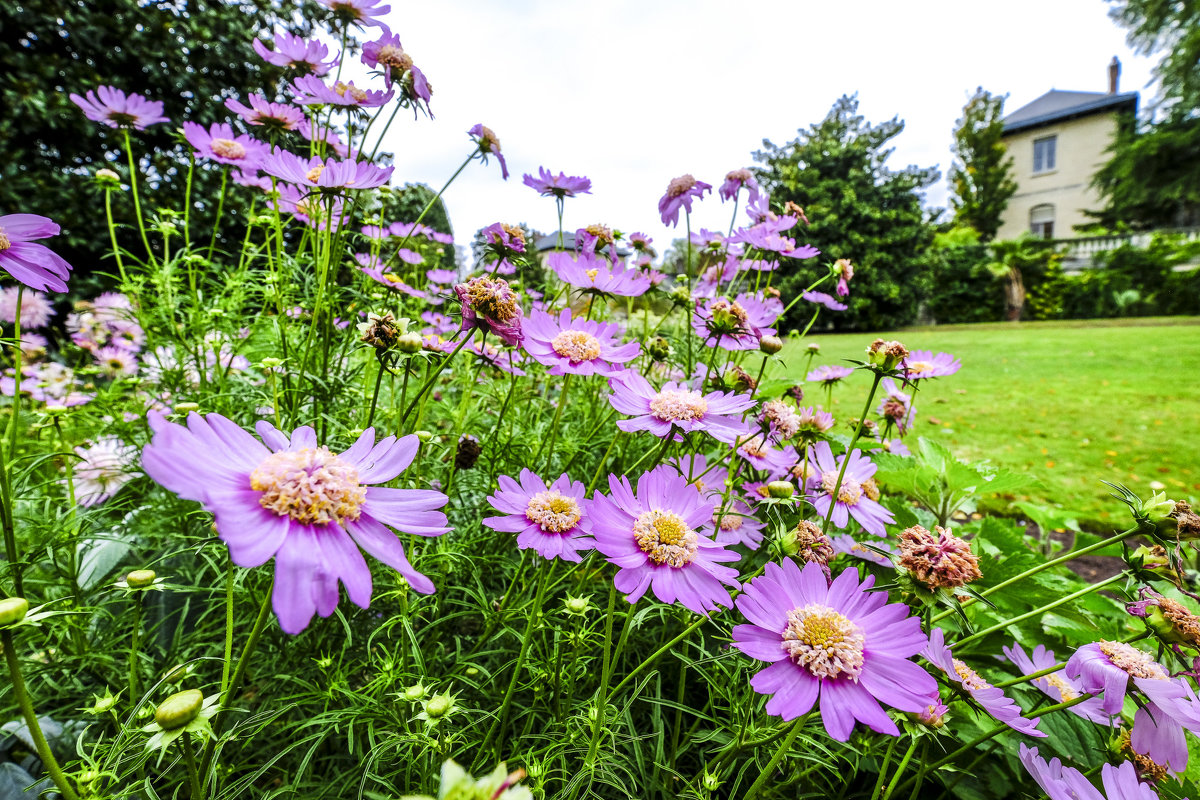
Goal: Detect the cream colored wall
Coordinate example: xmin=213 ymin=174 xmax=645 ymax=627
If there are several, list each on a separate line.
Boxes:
xmin=997 ymin=112 xmax=1119 ymax=240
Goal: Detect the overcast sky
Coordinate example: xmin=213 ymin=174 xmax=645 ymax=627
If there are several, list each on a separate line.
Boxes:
xmin=371 ymin=0 xmax=1158 ymax=259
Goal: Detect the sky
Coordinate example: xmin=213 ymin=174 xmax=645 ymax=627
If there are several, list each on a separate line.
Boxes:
xmin=368 ymin=0 xmax=1159 ymax=262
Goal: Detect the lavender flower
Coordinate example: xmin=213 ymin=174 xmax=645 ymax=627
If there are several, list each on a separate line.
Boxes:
xmin=72 ymin=437 xmax=138 ymax=506
xmin=658 ymin=174 xmax=712 ymax=227
xmin=0 ymin=287 xmax=55 ymax=329
xmin=608 ymin=372 xmax=754 ymax=444
xmin=718 ymin=168 xmax=760 ymax=204
xmin=69 ymin=86 xmax=168 ymax=130
xmin=805 ymin=441 xmax=894 ymax=536
xmin=0 ymin=215 xmax=74 ymax=293
xmin=524 ymin=309 xmax=639 ymax=376
xmin=523 ymin=167 xmax=592 ymax=198
xmin=291 ymin=75 xmax=393 ymax=108
xmin=224 ymin=95 xmax=305 ymax=132
xmin=468 ymin=124 xmax=509 ymax=180
xmin=252 ymin=32 xmax=337 ymax=74
xmin=483 ymin=470 xmax=593 ymax=562
xmin=183 ymin=122 xmax=268 ymax=169
xmin=924 ymin=629 xmax=1045 ymax=737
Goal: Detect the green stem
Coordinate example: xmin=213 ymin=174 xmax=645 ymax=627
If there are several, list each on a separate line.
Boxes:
xmin=929 ymin=526 xmax=1138 ymax=624
xmin=882 ymin=737 xmax=919 ymax=799
xmin=1 ymin=290 xmax=24 ymax=596
xmin=583 ymin=582 xmax=618 ymax=769
xmin=609 ymin=614 xmax=705 ymax=699
xmin=821 ymin=372 xmax=883 ymax=536
xmin=398 ymin=335 xmax=470 ymax=429
xmin=952 ymin=572 xmax=1125 ymax=649
xmin=1 ymin=630 xmax=81 ymax=800
xmin=685 ymin=212 xmax=694 ymax=377
xmin=870 ymin=737 xmax=899 ymax=800
xmin=206 ymin=167 xmax=229 ymax=264
xmin=393 ymin=152 xmax=474 ymax=256
xmin=365 ymin=356 xmax=387 ymax=430
xmin=536 ymin=374 xmax=572 ymax=470
xmin=103 ymin=189 xmax=128 ymax=284
xmin=122 ymin=130 xmax=156 ymax=266
xmin=587 ymin=432 xmax=622 ymax=495
xmin=740 ymin=714 xmax=808 ymax=799
xmin=484 ymin=567 xmax=552 ymax=758
xmin=128 ymin=594 xmax=143 ymax=701
xmin=221 ymin=560 xmax=235 ymax=695
xmin=182 ymin=735 xmax=203 ymax=800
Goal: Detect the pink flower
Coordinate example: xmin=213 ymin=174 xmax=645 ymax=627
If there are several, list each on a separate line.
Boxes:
xmin=718 ymin=168 xmax=760 ymax=204
xmin=732 ymin=559 xmax=936 ymax=740
xmin=483 ymin=470 xmax=593 ymax=562
xmin=72 ymin=437 xmax=138 ymax=506
xmin=1002 ymin=642 xmax=1111 ymax=724
xmin=591 ymin=466 xmax=740 ymax=615
xmin=524 ymin=308 xmax=639 ymax=376
xmin=712 ymin=498 xmax=766 ymax=549
xmin=523 ymin=167 xmax=592 ymax=198
xmin=291 ymin=75 xmax=393 ymax=108
xmin=1020 ymin=744 xmax=1159 ymax=800
xmin=924 ymin=628 xmax=1045 ymax=737
xmin=608 ymin=372 xmax=754 ymax=443
xmin=736 ymin=435 xmax=797 ymax=479
xmin=0 ymin=214 xmax=74 ymax=293
xmin=658 ymin=174 xmax=712 ymax=227
xmin=807 ymin=364 xmax=854 ymax=385
xmin=69 ymin=86 xmax=168 ymax=130
xmin=141 ymin=414 xmax=450 ymax=634
xmin=802 ymin=290 xmax=847 ymax=311
xmin=548 ymin=251 xmax=651 ymax=297
xmin=224 ymin=94 xmax=305 ymax=131
xmin=468 ymin=124 xmax=509 ymax=180
xmin=321 ymin=0 xmax=390 ymax=29
xmin=901 ymin=350 xmax=961 ymax=380
xmin=183 ymin=122 xmax=268 ymax=168
xmin=0 ymin=287 xmax=55 ymax=329
xmin=261 ymin=149 xmax=392 ymax=190
xmin=252 ymin=32 xmax=338 ymax=74
xmin=805 ymin=442 xmax=894 ymax=536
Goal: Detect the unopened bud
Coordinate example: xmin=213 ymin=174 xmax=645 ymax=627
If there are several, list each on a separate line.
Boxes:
xmin=415 ymin=430 xmax=433 ymax=442
xmin=260 ymin=357 xmax=284 ymax=369
xmin=866 ymin=338 xmax=909 ymax=371
xmin=397 ymin=331 xmax=423 ymax=353
xmin=403 ymin=683 xmax=426 ymax=702
xmin=766 ymin=481 xmax=794 ymax=499
xmin=0 ymin=597 xmax=29 ymax=626
xmin=759 ymin=335 xmax=783 ymax=354
xmin=647 ymin=336 xmax=671 ymax=362
xmin=95 ymin=168 xmax=121 ymax=187
xmin=154 ymin=689 xmax=203 ymax=731
xmin=424 ymin=695 xmax=451 ymax=718
xmin=174 ymin=402 xmax=200 ymax=413
xmin=125 ymin=569 xmax=156 ymax=588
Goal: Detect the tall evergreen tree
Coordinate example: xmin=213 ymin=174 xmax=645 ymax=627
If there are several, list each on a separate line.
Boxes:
xmin=948 ymin=88 xmax=1017 ymax=241
xmin=753 ymin=95 xmax=939 ymax=331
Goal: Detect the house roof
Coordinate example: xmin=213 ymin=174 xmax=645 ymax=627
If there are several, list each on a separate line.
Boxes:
xmin=1002 ymin=90 xmax=1138 ymax=135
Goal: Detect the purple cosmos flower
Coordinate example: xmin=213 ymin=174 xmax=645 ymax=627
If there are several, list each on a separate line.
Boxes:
xmin=736 ymin=435 xmax=797 ymax=480
xmin=548 ymin=251 xmax=651 ymax=297
xmin=730 ymin=221 xmax=819 ymax=259
xmin=182 ymin=122 xmax=268 ymax=169
xmin=321 ymin=0 xmax=390 ymax=29
xmin=68 ymin=86 xmax=168 ymax=130
xmin=591 ymin=466 xmax=740 ymax=615
xmin=608 ymin=372 xmax=754 ymax=443
xmin=796 ymin=406 xmax=835 ymax=438
xmin=291 ymin=75 xmax=393 ymax=108
xmin=483 ymin=470 xmax=593 ymax=563
xmin=297 ymin=119 xmax=351 ymax=158
xmin=628 ymin=232 xmax=655 ymax=256
xmin=0 ymin=287 xmax=54 ymax=329
xmin=271 ymin=184 xmax=346 ymax=231
xmin=480 ymin=222 xmax=527 ymax=257
xmin=454 ymin=276 xmax=523 ymax=347
xmin=358 ymin=262 xmax=426 ymax=301
xmin=361 ymin=33 xmax=410 ymax=83
xmin=1020 ymin=744 xmax=1159 ymax=800
xmin=468 ymin=124 xmax=508 ymax=180
xmin=1002 ymin=642 xmax=1112 ymax=724
xmin=252 ymin=33 xmax=337 ymax=74
xmin=732 ymin=559 xmax=937 ymax=740
xmin=807 ymin=364 xmax=854 ymax=385
xmin=902 ymin=350 xmax=962 ymax=380
xmin=261 ymin=149 xmax=392 ymax=190
xmin=925 ymin=629 xmax=1045 ymax=736
xmin=878 ymin=377 xmax=915 ymax=435
xmin=224 ymin=94 xmax=305 ymax=132
xmin=695 ymin=255 xmax=740 ymax=299
xmin=718 ymin=168 xmax=761 ymax=204
xmin=692 ymin=294 xmax=778 ymax=351
xmin=658 ymin=174 xmax=712 ymax=227
xmin=805 ymin=441 xmax=894 ymax=536
xmin=712 ymin=498 xmax=766 ymax=550
xmin=803 ymin=290 xmax=847 ymax=311
xmin=95 ymin=345 xmax=138 ymax=378
xmin=524 ymin=309 xmax=639 ymax=377
xmin=833 ymin=258 xmax=855 ymax=296
xmin=0 ymin=215 xmax=74 ymax=293
xmin=523 ymin=167 xmax=592 ymax=199
xmin=761 ymin=399 xmax=802 ymax=442
xmin=830 ymin=534 xmax=895 ymax=567
xmin=142 ymin=414 xmax=450 ymax=634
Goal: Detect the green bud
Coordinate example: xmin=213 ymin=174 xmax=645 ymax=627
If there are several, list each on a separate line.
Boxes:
xmin=403 ymin=683 xmax=426 ymax=702
xmin=647 ymin=336 xmax=671 ymax=362
xmin=415 ymin=430 xmax=434 ymax=443
xmin=564 ymin=595 xmax=591 ymax=615
xmin=465 ymin=667 xmax=479 ymax=677
xmin=766 ymin=481 xmax=794 ymax=499
xmin=759 ymin=335 xmax=783 ymax=354
xmin=125 ymin=569 xmax=156 ymax=588
xmin=397 ymin=332 xmax=424 ymax=354
xmin=174 ymin=402 xmax=200 ymax=413
xmin=702 ymin=771 xmax=722 ymax=791
xmin=0 ymin=597 xmax=29 ymax=626
xmin=1145 ymin=605 xmax=1188 ymax=646
xmin=95 ymin=168 xmax=121 ymax=188
xmin=260 ymin=357 xmax=284 ymax=369
xmin=154 ymin=689 xmax=203 ymax=731
xmin=424 ymin=694 xmax=452 ymax=718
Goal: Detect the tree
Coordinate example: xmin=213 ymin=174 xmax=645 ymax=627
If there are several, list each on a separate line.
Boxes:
xmin=1108 ymin=0 xmax=1200 ymax=115
xmin=948 ymin=88 xmax=1017 ymax=241
xmin=753 ymin=95 xmax=939 ymax=331
xmin=0 ymin=0 xmax=321 ymax=275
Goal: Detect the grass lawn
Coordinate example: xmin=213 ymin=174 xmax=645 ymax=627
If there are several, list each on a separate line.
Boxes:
xmin=770 ymin=317 xmax=1200 ymax=528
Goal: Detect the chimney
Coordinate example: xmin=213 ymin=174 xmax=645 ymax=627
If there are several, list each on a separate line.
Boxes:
xmin=1109 ymin=56 xmax=1121 ymax=94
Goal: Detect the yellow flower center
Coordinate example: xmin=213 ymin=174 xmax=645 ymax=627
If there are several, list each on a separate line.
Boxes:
xmin=649 ymin=389 xmax=708 ymax=423
xmin=821 ymin=472 xmax=863 ymax=506
xmin=1098 ymin=641 xmax=1169 ymax=680
xmin=377 ymin=45 xmax=413 ymax=71
xmin=0 ymin=231 xmax=9 ymax=251
xmin=782 ymin=604 xmax=866 ymax=679
xmin=250 ymin=447 xmax=366 ymax=526
xmin=525 ymin=490 xmax=582 ymax=533
xmin=633 ymin=510 xmax=698 ymax=567
xmin=585 ymin=268 xmax=599 ymax=283
xmin=551 ymin=329 xmax=602 ymax=363
xmin=952 ymin=659 xmax=989 ymax=691
xmin=305 ymin=165 xmax=325 ymax=184
xmin=210 ymin=138 xmax=247 ymax=160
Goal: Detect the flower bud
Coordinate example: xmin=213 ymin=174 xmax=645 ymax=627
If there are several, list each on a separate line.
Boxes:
xmin=564 ymin=595 xmax=591 ymax=615
xmin=154 ymin=689 xmax=203 ymax=731
xmin=397 ymin=331 xmax=424 ymax=354
xmin=866 ymin=338 xmax=909 ymax=371
xmin=702 ymin=771 xmax=722 ymax=791
xmin=415 ymin=430 xmax=434 ymax=443
xmin=806 ymin=343 xmax=820 ymax=354
xmin=759 ymin=335 xmax=783 ymax=354
xmin=125 ymin=569 xmax=156 ymax=588
xmin=174 ymin=402 xmax=200 ymax=413
xmin=403 ymin=683 xmax=426 ymax=702
xmin=0 ymin=597 xmax=29 ymax=627
xmin=727 ymin=364 xmax=757 ymax=393
xmin=647 ymin=336 xmax=671 ymax=362
xmin=1128 ymin=545 xmax=1181 ymax=583
xmin=95 ymin=168 xmax=121 ymax=188
xmin=766 ymin=481 xmax=794 ymax=499
xmin=669 ymin=286 xmax=692 ymax=306
xmin=260 ymin=357 xmax=284 ymax=369
xmin=424 ymin=694 xmax=452 ymax=719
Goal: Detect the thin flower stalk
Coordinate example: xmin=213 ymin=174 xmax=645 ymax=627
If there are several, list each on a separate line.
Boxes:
xmin=122 ymin=130 xmax=157 ymax=266
xmin=821 ymin=372 xmax=883 ymax=536
xmin=740 ymin=713 xmax=811 ymax=799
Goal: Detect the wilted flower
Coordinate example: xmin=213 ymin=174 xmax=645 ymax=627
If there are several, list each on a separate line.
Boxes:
xmin=69 ymin=86 xmax=169 ymax=130
xmin=896 ymin=525 xmax=980 ymax=589
xmin=832 ymin=258 xmax=855 ymax=296
xmin=1127 ymin=592 xmax=1200 ymax=649
xmin=357 ymin=311 xmax=406 ymax=351
xmin=781 ymin=520 xmax=835 ymax=581
xmin=454 ymin=435 xmax=482 ymax=470
xmin=468 ymin=124 xmax=509 ymax=180
xmin=718 ymin=168 xmax=760 ymax=204
xmin=732 ymin=559 xmax=937 ymax=740
xmin=454 ymin=276 xmax=523 ymax=347
xmin=142 ymin=414 xmax=450 ymax=634
xmin=866 ymin=339 xmax=909 ymax=371
xmin=658 ymin=174 xmax=712 ymax=227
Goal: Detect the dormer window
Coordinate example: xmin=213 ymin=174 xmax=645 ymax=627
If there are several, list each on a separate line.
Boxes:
xmin=1033 ymin=136 xmax=1057 ymax=173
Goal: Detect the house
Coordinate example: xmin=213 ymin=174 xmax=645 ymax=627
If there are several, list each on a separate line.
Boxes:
xmin=996 ymin=58 xmax=1137 ymax=241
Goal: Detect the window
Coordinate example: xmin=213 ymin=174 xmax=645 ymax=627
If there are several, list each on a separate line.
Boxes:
xmin=1033 ymin=135 xmax=1057 ymax=173
xmin=1030 ymin=204 xmax=1055 ymax=239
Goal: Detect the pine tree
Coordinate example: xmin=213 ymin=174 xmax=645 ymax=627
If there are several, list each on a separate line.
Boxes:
xmin=948 ymin=88 xmax=1017 ymax=242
